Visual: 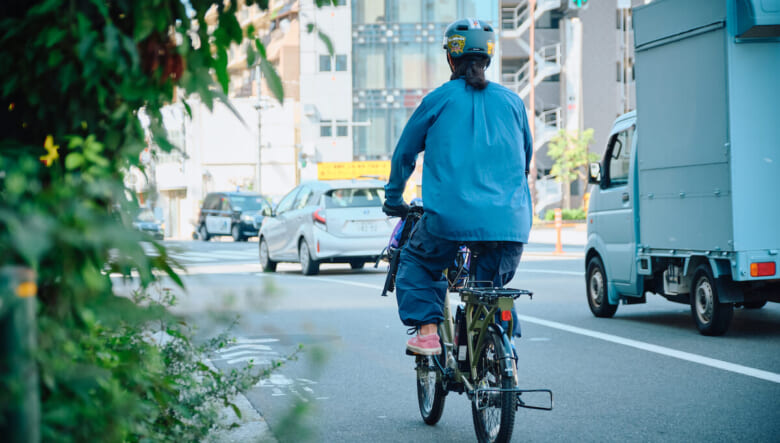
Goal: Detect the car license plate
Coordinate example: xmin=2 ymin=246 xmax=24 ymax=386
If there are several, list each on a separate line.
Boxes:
xmin=355 ymin=221 xmax=378 ymax=233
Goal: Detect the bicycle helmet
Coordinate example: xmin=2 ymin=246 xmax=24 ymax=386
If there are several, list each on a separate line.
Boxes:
xmin=442 ymin=18 xmax=495 ymax=66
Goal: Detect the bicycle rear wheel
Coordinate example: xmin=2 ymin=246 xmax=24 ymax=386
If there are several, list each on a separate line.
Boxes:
xmin=471 ymin=329 xmax=516 ymax=443
xmin=415 ymin=340 xmax=446 ymax=425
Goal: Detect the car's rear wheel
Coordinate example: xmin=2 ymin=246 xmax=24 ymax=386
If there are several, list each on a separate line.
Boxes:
xmin=199 ymin=224 xmax=211 ymax=242
xmin=259 ymin=238 xmax=277 ymax=272
xmin=299 ymin=240 xmax=320 ymax=276
xmin=349 ymin=260 xmax=365 ymax=270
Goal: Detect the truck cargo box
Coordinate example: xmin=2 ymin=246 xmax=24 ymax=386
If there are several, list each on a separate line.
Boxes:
xmin=633 ymin=0 xmax=780 ymax=253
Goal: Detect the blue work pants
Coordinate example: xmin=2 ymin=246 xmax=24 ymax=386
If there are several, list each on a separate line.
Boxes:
xmin=395 ymin=214 xmax=524 ymax=336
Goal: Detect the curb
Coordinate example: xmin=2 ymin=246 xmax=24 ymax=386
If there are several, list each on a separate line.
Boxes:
xmin=205 ymin=361 xmax=277 ymax=443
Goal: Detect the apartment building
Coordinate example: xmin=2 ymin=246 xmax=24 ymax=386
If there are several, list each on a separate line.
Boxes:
xmin=144 ymin=0 xmax=647 ymax=237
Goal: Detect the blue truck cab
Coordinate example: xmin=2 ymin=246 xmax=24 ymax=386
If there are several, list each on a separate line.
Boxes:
xmin=585 ymin=0 xmax=780 ymax=335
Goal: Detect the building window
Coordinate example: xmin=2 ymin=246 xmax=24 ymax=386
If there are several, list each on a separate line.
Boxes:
xmin=394 ymin=43 xmax=425 ymax=89
xmin=356 ymin=0 xmax=385 ymax=23
xmin=320 ymin=119 xmax=332 ymax=137
xmin=354 ymin=46 xmax=385 ymax=89
xmin=335 ymin=54 xmax=348 ymax=71
xmin=319 ymin=54 xmax=331 ymax=72
xmin=336 ymin=120 xmax=348 ymax=137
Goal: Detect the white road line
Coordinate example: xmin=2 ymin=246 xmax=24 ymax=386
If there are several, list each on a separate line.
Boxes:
xmin=276 ymin=275 xmax=779 ymax=384
xmin=517 ymin=315 xmax=780 ymax=384
xmin=215 ymin=344 xmax=274 ymax=353
xmin=227 ymin=356 xmax=271 ymax=365
xmin=517 ymin=269 xmax=584 ymax=276
xmin=234 ymin=338 xmax=279 ymax=344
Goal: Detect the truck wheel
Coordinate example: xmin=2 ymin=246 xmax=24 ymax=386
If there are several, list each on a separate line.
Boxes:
xmin=587 ymin=256 xmax=618 ymax=318
xmin=691 ymin=265 xmax=733 ymax=336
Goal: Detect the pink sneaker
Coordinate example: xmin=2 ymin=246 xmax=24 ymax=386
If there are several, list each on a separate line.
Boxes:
xmin=406 ymin=333 xmax=441 ymax=355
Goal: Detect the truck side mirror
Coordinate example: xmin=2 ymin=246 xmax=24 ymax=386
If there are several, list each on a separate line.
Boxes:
xmin=588 ymin=163 xmax=602 ymax=184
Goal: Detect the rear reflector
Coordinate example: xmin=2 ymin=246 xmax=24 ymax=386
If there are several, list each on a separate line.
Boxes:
xmin=750 ymin=262 xmax=776 ymax=277
xmin=500 ymin=310 xmax=512 ymax=322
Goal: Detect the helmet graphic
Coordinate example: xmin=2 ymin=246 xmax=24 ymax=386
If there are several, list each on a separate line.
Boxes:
xmin=442 ymin=18 xmax=495 ymax=65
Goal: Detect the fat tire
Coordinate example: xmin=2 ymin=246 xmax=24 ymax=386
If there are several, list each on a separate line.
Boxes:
xmin=691 ymin=264 xmax=733 ymax=336
xmin=259 ymin=238 xmax=277 ymax=272
xmin=416 ymin=334 xmax=446 ymax=425
xmin=199 ymin=224 xmax=211 ymax=242
xmin=299 ymin=240 xmax=320 ymax=276
xmin=471 ymin=330 xmax=516 ymax=443
xmin=586 ymin=256 xmax=618 ymax=318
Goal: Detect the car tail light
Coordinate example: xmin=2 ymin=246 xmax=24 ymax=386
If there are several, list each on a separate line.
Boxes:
xmin=313 ymin=208 xmax=326 ymax=226
xmin=750 ymin=262 xmax=776 ymax=277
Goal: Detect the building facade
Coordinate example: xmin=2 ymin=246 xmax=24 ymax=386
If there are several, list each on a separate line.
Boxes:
xmin=351 ymin=0 xmax=500 ymax=160
xmin=141 ymin=0 xmax=650 ymax=238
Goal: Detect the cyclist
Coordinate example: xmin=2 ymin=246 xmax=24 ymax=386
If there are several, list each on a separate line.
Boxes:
xmin=383 ymin=18 xmax=533 ymax=356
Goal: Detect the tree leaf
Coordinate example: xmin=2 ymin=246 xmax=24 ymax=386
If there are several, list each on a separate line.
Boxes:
xmin=306 ymin=24 xmax=334 ymax=56
xmin=65 ymin=152 xmax=84 ymax=170
xmin=246 ymin=44 xmax=256 ymax=67
xmin=260 ymin=58 xmax=284 ymax=103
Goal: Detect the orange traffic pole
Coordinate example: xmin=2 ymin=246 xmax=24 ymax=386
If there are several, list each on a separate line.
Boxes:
xmin=554 ymin=208 xmax=563 ymax=254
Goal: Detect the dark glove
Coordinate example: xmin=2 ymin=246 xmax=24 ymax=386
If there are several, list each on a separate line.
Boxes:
xmin=382 ymin=200 xmax=409 ymax=218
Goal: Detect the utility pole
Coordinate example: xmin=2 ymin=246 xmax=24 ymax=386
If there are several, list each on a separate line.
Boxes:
xmin=254 ymin=65 xmax=263 ymax=194
xmin=528 ymin=0 xmax=537 ymax=208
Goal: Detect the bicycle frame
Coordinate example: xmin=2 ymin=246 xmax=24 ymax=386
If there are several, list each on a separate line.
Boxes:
xmin=435 ymin=249 xmax=553 ymax=411
xmin=439 ymin=282 xmax=517 ymax=393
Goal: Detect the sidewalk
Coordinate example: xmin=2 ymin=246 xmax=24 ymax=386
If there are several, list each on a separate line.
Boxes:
xmin=528 ymin=224 xmax=587 ymax=247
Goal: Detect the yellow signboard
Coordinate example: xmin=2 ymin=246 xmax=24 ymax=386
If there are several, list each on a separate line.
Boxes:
xmin=317 ymin=161 xmax=391 ymax=180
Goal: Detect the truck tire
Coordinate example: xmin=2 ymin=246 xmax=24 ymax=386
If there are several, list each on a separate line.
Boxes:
xmin=691 ymin=264 xmax=733 ymax=336
xmin=587 ymin=256 xmax=618 ymax=318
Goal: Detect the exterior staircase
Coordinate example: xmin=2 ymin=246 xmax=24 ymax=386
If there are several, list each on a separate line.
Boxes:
xmin=500 ymin=0 xmax=563 ymax=152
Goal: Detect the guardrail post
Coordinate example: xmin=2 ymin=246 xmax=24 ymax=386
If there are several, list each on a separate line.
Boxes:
xmin=0 ymin=266 xmax=40 ymax=443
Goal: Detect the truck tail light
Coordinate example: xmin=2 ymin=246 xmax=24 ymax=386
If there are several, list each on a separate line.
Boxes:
xmin=312 ymin=208 xmax=326 ymax=226
xmin=750 ymin=262 xmax=776 ymax=277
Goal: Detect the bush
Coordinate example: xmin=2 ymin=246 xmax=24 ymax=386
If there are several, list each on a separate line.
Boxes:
xmin=543 ymin=208 xmax=587 ymax=221
xmin=0 ymin=1 xmax=324 ymax=440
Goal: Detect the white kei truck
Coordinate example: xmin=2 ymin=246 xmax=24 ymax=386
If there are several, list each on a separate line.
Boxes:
xmin=584 ymin=0 xmax=780 ymax=335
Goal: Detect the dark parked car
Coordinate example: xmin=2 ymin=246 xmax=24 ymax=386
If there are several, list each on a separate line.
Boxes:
xmin=133 ymin=207 xmax=164 ymax=240
xmin=197 ymin=192 xmax=272 ymax=242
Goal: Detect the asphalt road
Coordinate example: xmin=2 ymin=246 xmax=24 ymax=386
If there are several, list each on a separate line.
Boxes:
xmin=145 ymin=234 xmax=780 ymax=442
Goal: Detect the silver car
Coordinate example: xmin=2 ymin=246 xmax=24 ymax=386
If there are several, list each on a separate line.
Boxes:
xmin=258 ymin=180 xmax=397 ymax=275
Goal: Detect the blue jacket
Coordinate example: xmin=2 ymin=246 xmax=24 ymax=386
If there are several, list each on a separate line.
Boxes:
xmin=385 ymin=79 xmax=533 ymax=242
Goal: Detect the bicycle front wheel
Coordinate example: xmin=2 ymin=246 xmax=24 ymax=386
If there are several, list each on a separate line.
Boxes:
xmin=415 ymin=342 xmax=446 ymax=425
xmin=471 ymin=329 xmax=516 ymax=443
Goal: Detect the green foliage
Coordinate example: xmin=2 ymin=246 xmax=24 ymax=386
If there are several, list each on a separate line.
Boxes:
xmin=543 ymin=208 xmax=587 ymax=221
xmin=0 ymin=0 xmax=308 ymax=440
xmin=548 ymin=129 xmax=598 ymax=185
